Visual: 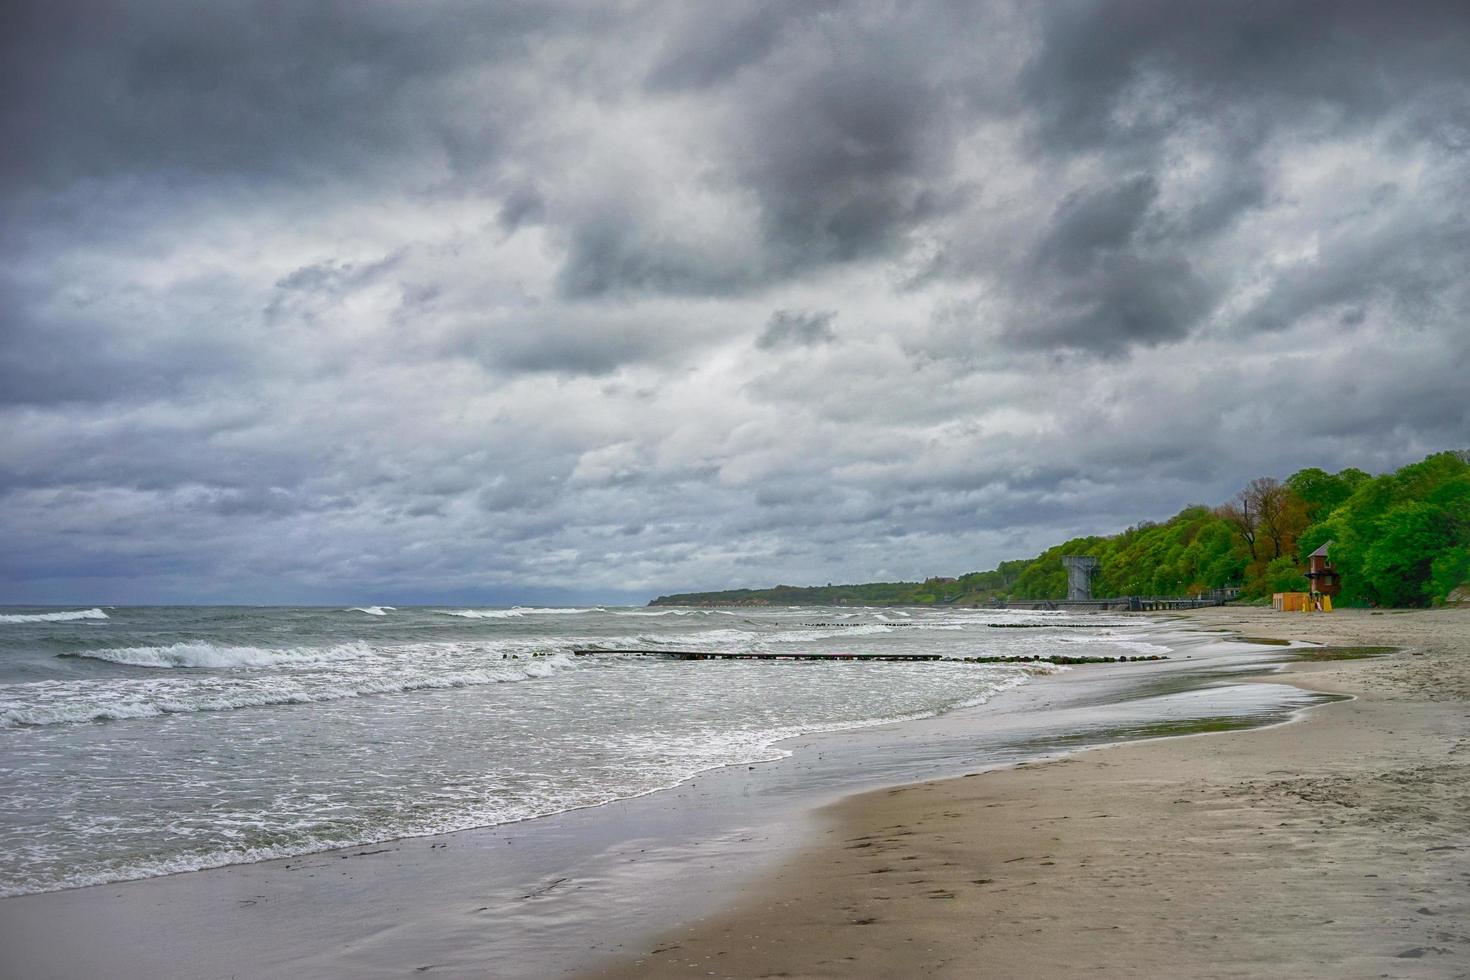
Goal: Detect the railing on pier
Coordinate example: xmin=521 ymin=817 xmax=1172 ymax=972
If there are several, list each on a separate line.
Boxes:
xmin=570 ymin=648 xmax=1167 ymax=666
xmin=984 ymin=594 xmax=1233 ymax=612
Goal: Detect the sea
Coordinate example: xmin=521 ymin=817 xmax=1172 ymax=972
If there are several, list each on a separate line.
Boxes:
xmin=0 ymin=604 xmax=1176 ymax=899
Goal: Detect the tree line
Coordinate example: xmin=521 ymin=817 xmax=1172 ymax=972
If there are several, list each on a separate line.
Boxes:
xmin=1006 ymin=451 xmax=1469 ymax=606
xmin=651 ymin=451 xmax=1470 ymax=609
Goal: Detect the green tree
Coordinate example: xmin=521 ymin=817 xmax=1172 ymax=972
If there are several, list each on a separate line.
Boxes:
xmin=1430 ymin=548 xmax=1470 ymax=602
xmin=1262 ymin=555 xmax=1309 ymax=594
xmin=1286 ymin=466 xmax=1371 ymax=522
xmin=1360 ymin=503 xmax=1449 ymax=605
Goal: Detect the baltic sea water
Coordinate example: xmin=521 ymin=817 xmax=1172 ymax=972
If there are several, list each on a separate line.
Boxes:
xmin=0 ymin=604 xmax=1172 ymax=896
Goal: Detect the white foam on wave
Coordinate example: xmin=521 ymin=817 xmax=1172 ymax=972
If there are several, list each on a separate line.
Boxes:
xmin=614 ymin=609 xmax=701 ymax=617
xmin=442 ymin=609 xmax=523 ymax=619
xmin=641 ymin=627 xmax=755 ymax=647
xmin=614 ymin=622 xmax=901 ymax=651
xmin=607 ymin=665 xmax=1045 ymax=796
xmin=1052 ymin=635 xmax=1172 ymax=655
xmin=347 ymin=606 xmax=394 ymax=616
xmin=0 ymin=608 xmax=109 ymax=624
xmin=1111 ymin=640 xmax=1172 ymax=655
xmin=766 ymin=623 xmax=895 ymax=642
xmin=70 ymin=642 xmax=374 ymax=670
xmin=3 ymin=651 xmax=587 ymax=728
xmin=0 ymin=659 xmax=1042 ymax=896
xmin=440 ymin=607 xmax=600 ymax=619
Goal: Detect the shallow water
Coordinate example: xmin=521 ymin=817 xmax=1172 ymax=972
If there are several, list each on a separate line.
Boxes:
xmin=0 ymin=611 xmax=1329 ymax=980
xmin=0 ymin=604 xmax=1169 ymax=896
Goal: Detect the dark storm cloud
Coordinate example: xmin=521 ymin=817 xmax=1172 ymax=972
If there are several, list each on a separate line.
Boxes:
xmin=1035 ymin=176 xmax=1158 ymax=276
xmin=557 ymin=4 xmax=993 ymax=297
xmin=441 ymin=304 xmax=729 ymax=377
xmin=3 ymin=0 xmax=1469 ymax=602
xmin=998 ymin=0 xmax=1470 ymax=352
xmin=554 ymin=211 xmax=763 ymax=299
xmin=1008 ymin=175 xmax=1214 ymax=351
xmin=0 ymin=1 xmax=567 ymax=193
xmin=551 ymin=9 xmax=978 ymax=297
xmin=1017 ymin=254 xmax=1213 ymax=352
xmin=722 ymin=31 xmax=966 ymax=271
xmin=1022 ymin=0 xmax=1470 ymax=154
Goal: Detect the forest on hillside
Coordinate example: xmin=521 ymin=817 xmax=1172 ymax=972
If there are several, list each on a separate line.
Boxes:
xmin=651 ymin=451 xmax=1470 ymax=609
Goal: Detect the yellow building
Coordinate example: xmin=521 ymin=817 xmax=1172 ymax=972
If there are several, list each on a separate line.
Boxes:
xmin=1273 ymin=591 xmax=1332 ymax=612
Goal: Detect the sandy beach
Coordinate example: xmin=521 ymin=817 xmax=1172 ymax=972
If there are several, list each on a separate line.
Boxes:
xmin=587 ymin=606 xmax=1470 ymax=979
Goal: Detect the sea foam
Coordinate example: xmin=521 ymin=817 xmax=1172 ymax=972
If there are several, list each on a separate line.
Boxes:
xmin=1 ymin=605 xmax=1170 ymax=901
xmin=1052 ymin=635 xmax=1172 ymax=655
xmin=5 ymin=650 xmax=587 ymax=728
xmin=69 ymin=641 xmax=374 ymax=669
xmin=440 ymin=607 xmax=599 ymax=619
xmin=0 ymin=657 xmax=1037 ymax=895
xmin=0 ymin=608 xmax=109 ymax=624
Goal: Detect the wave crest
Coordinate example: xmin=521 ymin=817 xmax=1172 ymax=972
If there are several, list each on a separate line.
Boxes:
xmin=69 ymin=642 xmax=374 ymax=670
xmin=3 ymin=651 xmax=585 ymax=728
xmin=440 ymin=607 xmax=599 ymax=619
xmin=0 ymin=608 xmax=109 ymax=624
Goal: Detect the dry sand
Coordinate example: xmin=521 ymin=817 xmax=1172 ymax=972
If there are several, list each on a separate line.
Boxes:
xmin=586 ymin=607 xmax=1470 ymax=979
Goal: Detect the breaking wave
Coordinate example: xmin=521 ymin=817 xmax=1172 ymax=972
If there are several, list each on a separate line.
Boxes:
xmin=440 ymin=607 xmax=600 ymax=619
xmin=0 ymin=658 xmax=1037 ymax=891
xmin=0 ymin=608 xmax=109 ymax=624
xmin=767 ymin=623 xmax=895 ymax=642
xmin=1052 ymin=635 xmax=1173 ymax=655
xmin=347 ymin=606 xmax=394 ymax=616
xmin=615 ymin=609 xmax=697 ymax=617
xmin=5 ymin=652 xmax=586 ymax=728
xmin=67 ymin=642 xmax=375 ymax=670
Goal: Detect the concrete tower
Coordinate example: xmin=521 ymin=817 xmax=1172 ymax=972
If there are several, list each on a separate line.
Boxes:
xmin=1061 ymin=555 xmax=1100 ymax=601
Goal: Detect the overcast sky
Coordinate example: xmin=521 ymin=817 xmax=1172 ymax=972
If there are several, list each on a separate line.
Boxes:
xmin=3 ymin=1 xmax=1468 ymax=605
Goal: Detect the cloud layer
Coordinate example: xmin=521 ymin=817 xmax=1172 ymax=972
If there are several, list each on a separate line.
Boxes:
xmin=3 ymin=1 xmax=1467 ymax=603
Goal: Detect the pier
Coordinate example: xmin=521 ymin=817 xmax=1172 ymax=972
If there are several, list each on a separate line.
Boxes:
xmin=570 ymin=649 xmax=1166 ymax=665
xmin=574 ymin=648 xmax=942 ymax=661
xmin=984 ymin=595 xmax=1231 ymax=612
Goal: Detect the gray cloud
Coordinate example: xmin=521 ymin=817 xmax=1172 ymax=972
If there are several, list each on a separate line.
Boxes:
xmin=1008 ymin=175 xmax=1215 ymax=351
xmin=756 ymin=309 xmax=837 ymax=350
xmin=1018 ymin=253 xmax=1213 ymax=352
xmin=1021 ymin=1 xmax=1470 ymax=155
xmin=0 ymin=2 xmax=567 ymax=194
xmin=2 ymin=0 xmax=1468 ymax=603
xmin=643 ymin=3 xmax=819 ymax=93
xmin=721 ymin=28 xmax=969 ymax=270
xmin=1035 ymin=176 xmax=1159 ymax=276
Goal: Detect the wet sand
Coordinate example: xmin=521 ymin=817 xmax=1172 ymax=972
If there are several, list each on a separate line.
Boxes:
xmin=588 ymin=606 xmax=1470 ymax=979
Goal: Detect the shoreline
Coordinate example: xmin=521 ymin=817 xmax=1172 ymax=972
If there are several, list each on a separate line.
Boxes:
xmin=585 ymin=606 xmax=1470 ymax=979
xmin=0 ymin=616 xmax=1330 ymax=979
